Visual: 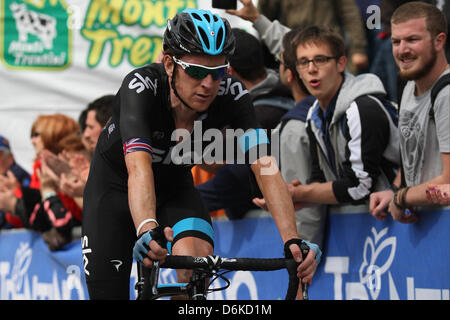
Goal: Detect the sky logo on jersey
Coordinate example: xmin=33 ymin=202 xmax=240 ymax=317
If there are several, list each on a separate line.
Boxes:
xmin=123 ymin=138 xmax=153 ymax=157
xmin=128 ymin=72 xmax=158 ymax=95
xmin=1 ymin=0 xmax=72 ymax=70
xmin=218 ymin=77 xmax=248 ymax=101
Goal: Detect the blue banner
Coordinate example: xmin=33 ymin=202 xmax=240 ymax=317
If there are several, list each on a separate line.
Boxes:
xmin=0 ymin=230 xmax=87 ymax=300
xmin=310 ymin=208 xmax=450 ymax=300
xmin=0 ymin=207 xmax=448 ymax=300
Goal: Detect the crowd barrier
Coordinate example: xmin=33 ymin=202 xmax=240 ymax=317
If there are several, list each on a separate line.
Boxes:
xmin=0 ymin=206 xmax=448 ymax=300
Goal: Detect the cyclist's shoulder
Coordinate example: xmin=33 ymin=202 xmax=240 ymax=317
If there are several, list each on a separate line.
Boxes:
xmin=121 ymin=63 xmax=167 ymax=96
xmin=216 ymin=74 xmax=250 ymax=103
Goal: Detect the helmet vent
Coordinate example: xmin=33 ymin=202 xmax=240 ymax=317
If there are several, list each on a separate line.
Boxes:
xmin=197 ymin=28 xmax=211 ymax=50
xmin=184 ymin=19 xmax=197 ymax=35
xmin=191 ymin=13 xmax=202 ymax=21
xmin=216 ymin=28 xmax=224 ymax=50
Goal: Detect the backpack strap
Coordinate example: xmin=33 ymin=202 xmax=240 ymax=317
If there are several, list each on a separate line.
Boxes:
xmin=429 ymin=73 xmax=450 ymax=119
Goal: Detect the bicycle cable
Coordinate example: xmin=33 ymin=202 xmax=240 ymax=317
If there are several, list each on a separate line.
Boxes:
xmin=206 ymin=270 xmax=232 ymax=293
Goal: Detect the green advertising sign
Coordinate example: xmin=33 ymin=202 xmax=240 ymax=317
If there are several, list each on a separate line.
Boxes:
xmin=81 ymin=0 xmax=197 ymax=68
xmin=1 ymin=0 xmax=72 ymax=70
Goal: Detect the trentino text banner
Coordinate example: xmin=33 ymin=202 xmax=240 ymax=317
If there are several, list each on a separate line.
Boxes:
xmin=0 ymin=0 xmax=254 ymax=172
xmin=0 ymin=208 xmax=449 ymax=300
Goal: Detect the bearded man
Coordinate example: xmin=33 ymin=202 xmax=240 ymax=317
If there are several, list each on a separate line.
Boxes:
xmin=369 ymin=1 xmax=450 ymax=223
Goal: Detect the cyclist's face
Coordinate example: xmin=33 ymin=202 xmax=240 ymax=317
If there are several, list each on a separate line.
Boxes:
xmin=165 ymin=54 xmax=227 ymax=112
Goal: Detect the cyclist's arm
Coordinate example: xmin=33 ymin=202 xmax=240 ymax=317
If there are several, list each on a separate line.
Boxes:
xmin=250 ymin=155 xmax=299 ymax=244
xmin=125 ymin=151 xmax=158 ymax=234
xmin=251 ymin=156 xmax=320 ymax=287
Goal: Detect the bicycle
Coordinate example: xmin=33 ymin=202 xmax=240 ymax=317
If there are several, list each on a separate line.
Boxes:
xmin=135 ymin=245 xmax=310 ymax=300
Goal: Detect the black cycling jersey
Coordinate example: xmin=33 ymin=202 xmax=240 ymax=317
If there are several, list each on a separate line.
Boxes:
xmin=98 ymin=63 xmax=266 ymax=180
xmin=82 ymin=63 xmax=269 ymax=299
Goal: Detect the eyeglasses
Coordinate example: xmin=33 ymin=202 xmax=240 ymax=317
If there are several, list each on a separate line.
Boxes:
xmin=296 ymin=55 xmax=338 ymax=70
xmin=173 ymin=57 xmax=229 ymax=80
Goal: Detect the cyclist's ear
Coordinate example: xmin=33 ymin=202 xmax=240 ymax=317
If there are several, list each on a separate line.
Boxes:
xmin=163 ymin=55 xmax=175 ymax=77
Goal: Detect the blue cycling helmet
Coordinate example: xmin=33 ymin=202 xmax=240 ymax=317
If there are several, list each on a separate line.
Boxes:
xmin=163 ymin=9 xmax=235 ymax=57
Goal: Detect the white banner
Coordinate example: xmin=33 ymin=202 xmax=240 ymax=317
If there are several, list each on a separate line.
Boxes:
xmin=0 ymin=0 xmax=256 ymax=172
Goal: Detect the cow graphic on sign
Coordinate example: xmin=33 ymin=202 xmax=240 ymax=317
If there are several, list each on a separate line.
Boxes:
xmin=10 ymin=2 xmax=57 ymax=50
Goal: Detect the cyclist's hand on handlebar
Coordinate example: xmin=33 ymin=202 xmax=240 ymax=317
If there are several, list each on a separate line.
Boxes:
xmin=298 ymin=249 xmax=317 ymax=285
xmin=298 ymin=240 xmax=322 ymax=285
xmin=284 ymin=239 xmax=322 ymax=285
xmin=133 ymin=226 xmax=173 ymax=268
xmin=287 ymin=242 xmax=317 ymax=285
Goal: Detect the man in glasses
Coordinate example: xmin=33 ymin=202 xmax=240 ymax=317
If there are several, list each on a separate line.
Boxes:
xmin=254 ymin=26 xmax=400 ymax=215
xmin=82 ymin=9 xmax=320 ymax=300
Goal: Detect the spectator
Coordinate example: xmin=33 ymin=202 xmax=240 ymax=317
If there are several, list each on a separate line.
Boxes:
xmin=0 ymin=135 xmax=30 ymax=229
xmin=38 ymin=132 xmax=90 ymax=250
xmin=78 ymin=108 xmax=89 ymax=151
xmin=272 ymin=29 xmax=328 ymax=249
xmin=50 ymin=132 xmax=91 ymax=210
xmin=256 ymin=0 xmax=369 ymax=74
xmin=82 ymin=94 xmax=114 ymax=155
xmin=196 ymin=28 xmax=294 ymax=220
xmin=0 ymin=114 xmax=82 ymax=250
xmin=227 ymin=0 xmax=289 ymax=57
xmin=253 ymin=26 xmax=400 ymax=213
xmin=370 ymin=2 xmax=449 ymax=223
xmin=228 ymin=28 xmax=294 ymax=129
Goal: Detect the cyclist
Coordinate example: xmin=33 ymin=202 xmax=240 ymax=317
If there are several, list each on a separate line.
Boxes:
xmin=82 ymin=9 xmax=320 ymax=299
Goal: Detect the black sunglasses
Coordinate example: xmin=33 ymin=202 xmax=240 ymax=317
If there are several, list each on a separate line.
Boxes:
xmin=173 ymin=57 xmax=229 ymax=80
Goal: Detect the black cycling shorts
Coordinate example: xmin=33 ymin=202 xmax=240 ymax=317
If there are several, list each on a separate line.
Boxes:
xmin=81 ymin=150 xmax=213 ymax=300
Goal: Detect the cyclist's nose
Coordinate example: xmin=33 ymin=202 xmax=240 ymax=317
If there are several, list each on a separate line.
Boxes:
xmin=200 ymin=74 xmax=215 ymax=88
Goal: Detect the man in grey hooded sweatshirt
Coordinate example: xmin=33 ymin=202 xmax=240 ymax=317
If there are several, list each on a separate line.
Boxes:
xmin=254 ymin=26 xmax=400 ymax=211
